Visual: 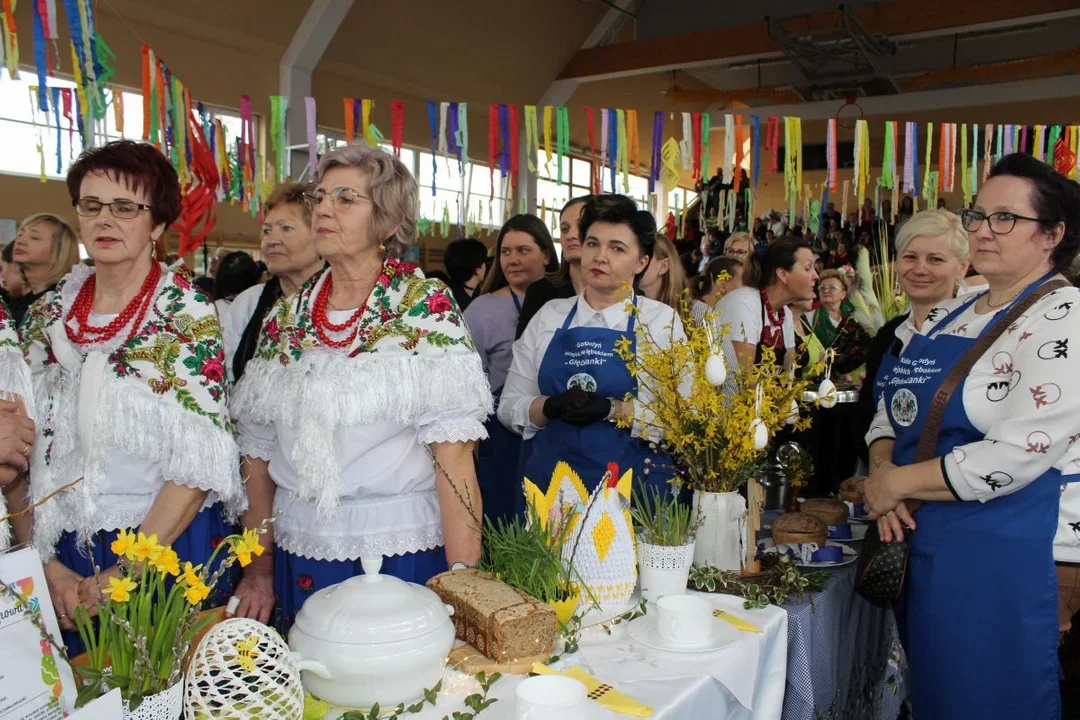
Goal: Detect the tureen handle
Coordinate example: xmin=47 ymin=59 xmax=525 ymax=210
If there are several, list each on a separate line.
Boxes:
xmin=360 ymin=554 xmax=384 ymax=582
xmin=293 ymin=655 xmax=333 ymax=680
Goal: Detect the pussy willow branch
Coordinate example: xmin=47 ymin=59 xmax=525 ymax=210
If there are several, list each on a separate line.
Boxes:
xmin=426 ymin=447 xmax=482 ymax=536
xmin=0 ymin=477 xmax=85 ymax=522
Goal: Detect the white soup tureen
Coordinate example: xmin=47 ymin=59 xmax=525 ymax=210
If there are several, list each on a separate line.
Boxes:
xmin=288 ymin=555 xmax=455 ymax=709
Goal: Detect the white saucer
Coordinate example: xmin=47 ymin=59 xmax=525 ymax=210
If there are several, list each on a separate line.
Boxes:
xmin=626 ymin=611 xmax=739 ymax=653
xmin=758 ymin=538 xmax=859 ymax=567
xmin=830 ymin=523 xmax=868 ymax=542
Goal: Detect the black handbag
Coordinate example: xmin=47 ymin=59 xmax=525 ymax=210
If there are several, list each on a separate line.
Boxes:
xmin=854 ymin=278 xmax=1069 ymax=608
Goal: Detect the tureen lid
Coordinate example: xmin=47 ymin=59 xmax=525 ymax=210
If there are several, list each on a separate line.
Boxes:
xmin=291 ymin=555 xmax=453 ymax=645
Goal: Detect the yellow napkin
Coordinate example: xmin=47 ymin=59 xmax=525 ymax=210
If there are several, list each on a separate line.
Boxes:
xmin=531 ymin=663 xmax=653 ymax=717
xmin=713 ymin=608 xmax=762 ymax=633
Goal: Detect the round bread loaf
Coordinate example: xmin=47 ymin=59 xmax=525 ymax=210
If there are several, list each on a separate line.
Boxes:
xmin=802 ymin=498 xmax=850 ymax=526
xmin=772 ymin=511 xmax=828 ymax=546
xmin=839 ymin=476 xmax=866 ymax=503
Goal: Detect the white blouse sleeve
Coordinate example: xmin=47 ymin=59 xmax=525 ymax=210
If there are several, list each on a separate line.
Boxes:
xmin=942 ymin=290 xmax=1080 ymax=502
xmin=499 ymin=307 xmax=547 ymax=439
xmin=716 ymin=289 xmax=762 ymax=348
xmin=865 ymin=393 xmax=896 ymax=449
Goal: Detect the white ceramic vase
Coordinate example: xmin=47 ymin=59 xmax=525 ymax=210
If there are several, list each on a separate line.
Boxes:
xmin=692 ymin=491 xmax=747 ymax=572
xmin=637 ymin=537 xmax=696 ymax=603
xmin=125 ymin=678 xmax=184 ymax=720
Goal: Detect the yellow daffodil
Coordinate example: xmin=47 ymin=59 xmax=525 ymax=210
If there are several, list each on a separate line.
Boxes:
xmin=183 ymin=580 xmax=211 ymax=606
xmin=232 ymin=528 xmax=265 ymax=568
xmin=108 ymin=576 xmax=138 ymax=603
xmin=110 ymin=528 xmax=136 ymax=559
xmin=180 ymin=561 xmax=204 ymax=587
xmin=152 ymin=547 xmax=181 ymax=577
xmin=130 ymin=532 xmax=162 ymax=563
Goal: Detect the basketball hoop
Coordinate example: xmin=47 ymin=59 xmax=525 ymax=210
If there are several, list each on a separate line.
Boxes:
xmin=835 ymin=97 xmax=864 ymax=133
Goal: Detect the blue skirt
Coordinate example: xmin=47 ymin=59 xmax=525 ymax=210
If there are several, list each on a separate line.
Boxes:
xmin=55 ymin=504 xmax=234 ymax=657
xmin=273 ymin=546 xmax=447 ymax=636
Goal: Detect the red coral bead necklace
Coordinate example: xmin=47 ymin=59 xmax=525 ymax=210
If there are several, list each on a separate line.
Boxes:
xmin=66 ymin=261 xmax=162 ymax=346
xmin=311 ymin=273 xmax=370 ymax=348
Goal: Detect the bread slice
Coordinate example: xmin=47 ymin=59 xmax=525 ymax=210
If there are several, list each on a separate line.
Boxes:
xmin=772 ymin=511 xmax=828 ymax=546
xmin=426 ymin=569 xmax=556 ymax=663
xmin=802 ymin=498 xmax=850 ymax=526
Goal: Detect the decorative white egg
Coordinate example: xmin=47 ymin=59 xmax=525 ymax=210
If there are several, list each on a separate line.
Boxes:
xmin=186 ymin=617 xmax=305 ymax=720
xmin=818 ymin=378 xmax=837 ymax=409
xmin=705 ymin=353 xmax=727 ymax=386
xmin=750 ymin=417 xmax=769 ymax=450
xmin=785 ymin=398 xmax=799 ymax=425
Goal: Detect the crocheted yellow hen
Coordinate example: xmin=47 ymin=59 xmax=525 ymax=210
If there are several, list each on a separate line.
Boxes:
xmin=525 ymin=461 xmax=637 ymax=605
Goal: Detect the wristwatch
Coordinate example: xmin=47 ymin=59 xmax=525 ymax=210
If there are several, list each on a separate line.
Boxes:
xmin=450 ymin=562 xmax=474 ymax=572
xmin=605 ymin=398 xmax=618 ymax=423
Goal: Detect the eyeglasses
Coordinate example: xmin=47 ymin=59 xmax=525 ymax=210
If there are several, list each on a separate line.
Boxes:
xmin=304 ymin=186 xmax=371 ymax=212
xmin=960 ymin=209 xmax=1043 ymax=234
xmin=73 ymin=198 xmax=152 ymax=219
xmin=818 ymin=284 xmax=845 ymax=293
xmin=726 ymin=248 xmax=749 ymax=257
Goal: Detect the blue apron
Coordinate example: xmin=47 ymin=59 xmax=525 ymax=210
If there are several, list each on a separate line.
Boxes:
xmin=476 ymin=289 xmax=524 ymax=526
xmin=519 ymin=296 xmax=674 ymax=500
xmin=881 ymin=276 xmax=1062 ymax=719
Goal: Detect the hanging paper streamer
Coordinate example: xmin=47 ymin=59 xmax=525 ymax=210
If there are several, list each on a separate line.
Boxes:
xmin=702 ymin=113 xmax=712 ymax=189
xmin=627 ymin=109 xmax=639 ymax=174
xmin=825 ymin=117 xmax=838 ymax=190
xmin=681 ymin=113 xmax=694 ymax=172
xmin=879 ymin=121 xmax=894 ymax=190
xmin=722 ymin=114 xmax=734 ymax=184
xmin=649 ymin=111 xmax=663 ymax=194
xmin=304 ymin=96 xmax=317 ymax=175
xmin=31 ymin=0 xmax=49 ymax=110
xmin=586 ymin=107 xmax=598 ymax=194
xmin=853 ymin=119 xmax=870 ymax=202
xmin=1035 ymin=125 xmax=1046 ymax=162
xmin=766 ymin=116 xmax=780 ymax=185
xmin=456 ymin=102 xmax=469 ymax=169
xmin=425 ymin=101 xmax=438 ymax=195
xmin=113 ymin=89 xmax=124 ymax=137
xmin=922 ymin=123 xmax=934 ymax=200
xmin=437 ymin=102 xmax=449 ymax=158
xmin=960 ymin=123 xmax=971 ymax=207
xmin=970 ymin=123 xmax=978 ymax=199
xmin=509 ymin=103 xmax=519 ymax=189
xmin=995 ymin=125 xmax=1004 ymax=161
xmin=733 ymin=115 xmax=744 ymax=193
xmin=52 ymin=87 xmax=62 ymax=172
xmin=841 ymin=180 xmax=849 ymax=226
xmin=543 ymin=105 xmax=553 ymax=169
xmin=488 ymin=104 xmax=498 ymax=199
xmin=600 ymin=108 xmax=610 ymax=181
xmin=557 ymin=106 xmax=570 ymax=186
xmin=390 ymin=100 xmax=404 ymax=157
xmin=448 ymin=102 xmax=461 ymax=172
xmin=607 ymin=108 xmax=618 ymax=192
xmin=2 ymin=0 xmax=19 ymax=80
xmin=660 ymin=137 xmax=681 ymax=193
xmin=947 ymin=123 xmax=957 ymax=192
xmin=983 ymin=123 xmax=993 ymax=183
xmin=784 ymin=117 xmax=802 ymax=222
xmin=1072 ymin=126 xmax=1079 ymax=181
xmin=498 ymin=104 xmax=510 ymax=179
xmin=269 ymin=95 xmax=287 ymax=182
xmin=524 ymin=105 xmax=538 ymax=172
xmin=691 ymin=112 xmax=702 ymax=180
xmin=616 ymin=108 xmax=627 ymax=192
xmin=174 ymin=110 xmax=222 ymax=257
xmin=1003 ymin=124 xmax=1014 ymax=156
xmin=441 ymin=203 xmax=450 ymax=238
xmin=1021 ymin=125 xmax=1028 ymax=154
xmin=361 ymin=99 xmax=383 ymax=146
xmin=902 ymin=122 xmax=914 ymax=194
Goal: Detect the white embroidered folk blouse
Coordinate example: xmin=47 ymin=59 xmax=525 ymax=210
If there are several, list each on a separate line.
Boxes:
xmin=866 ymin=284 xmax=1080 ymax=562
xmin=21 ymin=264 xmax=245 ymax=559
xmin=0 ymin=298 xmax=32 ymax=551
xmin=498 ymin=293 xmax=687 ymax=442
xmin=231 ymin=262 xmax=492 ymax=562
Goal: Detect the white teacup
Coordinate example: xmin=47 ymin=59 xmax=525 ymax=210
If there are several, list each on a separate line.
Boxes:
xmin=657 ymin=594 xmax=715 ymax=647
xmin=515 ymin=675 xmax=589 ymax=720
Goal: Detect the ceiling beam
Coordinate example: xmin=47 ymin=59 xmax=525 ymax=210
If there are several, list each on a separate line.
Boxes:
xmin=557 ymin=0 xmax=1080 ymax=82
xmin=707 ymin=74 xmax=1080 ymax=125
xmin=280 ymin=0 xmax=355 ymax=178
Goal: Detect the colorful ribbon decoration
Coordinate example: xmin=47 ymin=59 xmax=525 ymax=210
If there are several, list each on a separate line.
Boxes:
xmin=722 ymin=114 xmax=734 ymax=184
xmin=585 ymin=107 xmax=598 ymax=194
xmin=524 ymin=105 xmax=538 ymax=172
xmin=922 ymin=122 xmax=934 ymax=200
xmin=1035 ymin=125 xmax=1046 ymax=162
xmin=853 ymin=119 xmax=869 ymax=202
xmin=960 ymin=123 xmax=971 ymax=206
xmin=607 ymin=108 xmax=617 ymax=192
xmin=681 ymin=113 xmax=694 ymax=172
xmin=733 ymin=115 xmax=743 ymax=193
xmin=826 ymin=118 xmax=837 ymax=190
xmin=766 ymin=116 xmax=780 ymax=184
xmin=649 ymin=111 xmax=663 ymax=194
xmin=2 ymin=0 xmax=19 ymax=80
xmin=488 ymin=103 xmax=498 ymax=198
xmin=557 ymin=106 xmax=570 ymax=186
xmin=425 ymin=101 xmax=437 ymax=194
xmin=390 ymin=100 xmax=404 ymax=157
xmin=983 ymin=123 xmax=993 ymax=184
xmin=616 ymin=108 xmax=627 ymax=192
xmin=600 ymin=109 xmax=609 ymax=184
xmin=269 ymin=95 xmax=288 ymax=182
xmin=52 ymin=86 xmax=61 ymax=172
xmin=970 ymin=123 xmax=978 ymax=199
xmin=626 ymin=109 xmax=639 ymax=174
xmin=691 ymin=112 xmax=702 ymax=180
xmin=880 ymin=121 xmax=894 ymax=190
xmin=543 ymin=105 xmax=553 ymax=170
xmin=660 ymin=137 xmax=680 ymax=193
xmin=509 ymin=104 xmax=519 ymax=189
xmin=749 ymin=115 xmax=759 ymax=192
xmin=456 ymin=102 xmax=469 ymax=170
xmin=437 ymin=101 xmax=449 ymax=159
xmin=701 ymin=113 xmax=712 ymax=189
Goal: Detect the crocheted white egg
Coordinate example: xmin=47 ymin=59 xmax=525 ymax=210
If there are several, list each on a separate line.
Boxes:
xmin=185 ymin=618 xmax=304 ymax=720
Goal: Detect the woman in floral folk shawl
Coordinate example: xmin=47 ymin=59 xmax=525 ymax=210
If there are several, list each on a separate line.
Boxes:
xmin=230 ymin=143 xmax=492 ymax=631
xmin=17 ymin=142 xmax=245 ymax=653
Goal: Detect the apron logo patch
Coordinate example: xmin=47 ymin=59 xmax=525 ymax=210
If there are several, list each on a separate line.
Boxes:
xmin=890 ymin=388 xmax=918 ymax=427
xmin=567 ymin=372 xmax=598 ymax=392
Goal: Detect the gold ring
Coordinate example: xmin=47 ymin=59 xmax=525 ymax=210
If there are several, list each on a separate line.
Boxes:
xmin=20 ymin=443 xmax=29 ymax=457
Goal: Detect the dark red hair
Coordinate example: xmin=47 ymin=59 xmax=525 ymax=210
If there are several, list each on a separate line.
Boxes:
xmin=66 ymin=140 xmax=182 ymax=229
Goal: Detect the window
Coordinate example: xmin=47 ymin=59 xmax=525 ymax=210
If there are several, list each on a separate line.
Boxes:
xmin=418 ymin=152 xmax=507 ymax=230
xmin=0 ymin=70 xmax=248 ymax=181
xmin=667 ymin=188 xmax=699 ymax=213
xmin=536 ymin=154 xmax=591 ymax=236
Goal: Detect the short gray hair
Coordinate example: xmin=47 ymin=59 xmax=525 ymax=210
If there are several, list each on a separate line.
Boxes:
xmin=316 ymin=143 xmax=419 ymax=260
xmin=894 ymin=209 xmax=970 ymax=264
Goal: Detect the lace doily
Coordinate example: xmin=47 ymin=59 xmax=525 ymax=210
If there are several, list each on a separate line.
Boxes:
xmin=127 ymin=677 xmax=183 ymax=720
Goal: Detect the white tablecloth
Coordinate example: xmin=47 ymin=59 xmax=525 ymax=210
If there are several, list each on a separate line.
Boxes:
xmin=323 ymin=591 xmax=788 ymax=720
